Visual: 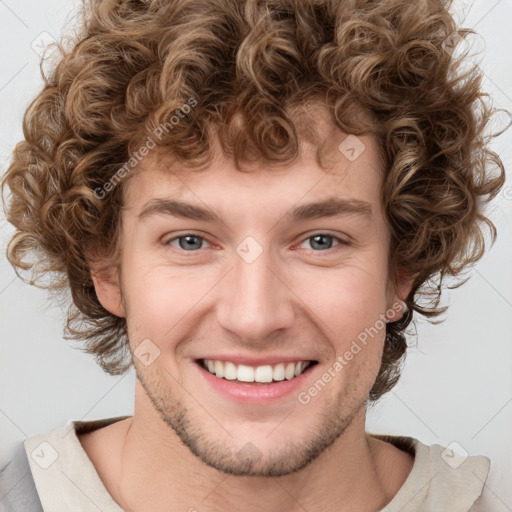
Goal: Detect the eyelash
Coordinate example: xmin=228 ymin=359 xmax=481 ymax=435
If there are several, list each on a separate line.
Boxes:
xmin=163 ymin=232 xmax=349 ymax=253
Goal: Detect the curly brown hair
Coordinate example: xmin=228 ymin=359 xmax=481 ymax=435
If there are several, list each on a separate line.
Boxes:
xmin=1 ymin=0 xmax=505 ymax=401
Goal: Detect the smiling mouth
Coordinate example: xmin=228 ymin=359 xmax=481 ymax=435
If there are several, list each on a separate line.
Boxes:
xmin=197 ymin=358 xmax=318 ymax=385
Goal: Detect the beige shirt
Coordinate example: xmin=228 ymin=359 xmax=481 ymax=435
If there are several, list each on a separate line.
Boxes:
xmin=22 ymin=416 xmax=492 ymax=512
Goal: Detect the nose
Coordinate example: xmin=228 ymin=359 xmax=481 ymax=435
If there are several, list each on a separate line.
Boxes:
xmin=215 ymin=244 xmax=295 ymax=345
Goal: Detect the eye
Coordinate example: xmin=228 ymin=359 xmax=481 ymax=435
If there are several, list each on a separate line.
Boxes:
xmin=165 ymin=234 xmax=210 ymax=251
xmin=297 ymin=233 xmax=347 ymax=251
xmin=163 ymin=232 xmax=348 ymax=253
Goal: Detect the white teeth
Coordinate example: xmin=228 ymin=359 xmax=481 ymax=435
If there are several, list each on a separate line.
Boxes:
xmin=214 ymin=360 xmax=224 ymax=378
xmin=273 ymin=363 xmax=285 ymax=381
xmin=224 ymin=361 xmax=237 ymax=380
xmin=254 ymin=365 xmax=273 ymax=383
xmin=237 ymin=364 xmax=254 ymax=382
xmin=285 ymin=362 xmax=295 ymax=380
xmin=202 ymin=359 xmax=313 ymax=383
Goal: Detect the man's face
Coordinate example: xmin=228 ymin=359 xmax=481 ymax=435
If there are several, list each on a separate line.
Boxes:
xmin=107 ymin=116 xmax=405 ymax=477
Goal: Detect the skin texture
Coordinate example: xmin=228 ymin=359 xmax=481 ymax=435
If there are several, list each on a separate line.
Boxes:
xmin=84 ymin=116 xmax=414 ymax=511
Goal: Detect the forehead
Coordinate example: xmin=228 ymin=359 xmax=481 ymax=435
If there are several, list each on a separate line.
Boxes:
xmin=122 ymin=116 xmax=385 ymax=214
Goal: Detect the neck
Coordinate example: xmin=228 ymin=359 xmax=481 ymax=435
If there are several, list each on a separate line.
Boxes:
xmin=112 ymin=399 xmax=399 ymax=512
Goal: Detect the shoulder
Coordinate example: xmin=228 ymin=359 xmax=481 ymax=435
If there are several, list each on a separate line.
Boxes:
xmin=0 ymin=441 xmax=43 ymax=512
xmin=3 ymin=416 xmax=129 ymax=512
xmin=469 ymin=462 xmax=508 ymax=512
xmin=370 ymin=434 xmax=491 ymax=512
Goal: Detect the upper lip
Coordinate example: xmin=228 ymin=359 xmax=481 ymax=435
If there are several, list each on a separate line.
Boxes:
xmin=196 ymin=356 xmax=318 ymax=366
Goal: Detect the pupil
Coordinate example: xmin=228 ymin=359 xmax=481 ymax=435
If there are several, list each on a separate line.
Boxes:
xmin=180 ymin=235 xmax=202 ymax=250
xmin=311 ymin=235 xmax=332 ymax=250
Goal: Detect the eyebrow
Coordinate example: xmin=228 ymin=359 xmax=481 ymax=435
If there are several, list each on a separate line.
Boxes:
xmin=137 ymin=197 xmax=372 ymax=223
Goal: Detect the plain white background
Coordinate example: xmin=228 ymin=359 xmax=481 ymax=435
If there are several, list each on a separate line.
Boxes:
xmin=1 ymin=0 xmax=511 ymax=508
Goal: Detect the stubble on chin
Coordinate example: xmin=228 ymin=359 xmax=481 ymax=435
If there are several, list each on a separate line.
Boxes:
xmin=133 ymin=360 xmax=368 ymax=478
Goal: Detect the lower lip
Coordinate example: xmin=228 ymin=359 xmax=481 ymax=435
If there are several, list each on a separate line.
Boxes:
xmin=195 ymin=361 xmax=317 ymax=404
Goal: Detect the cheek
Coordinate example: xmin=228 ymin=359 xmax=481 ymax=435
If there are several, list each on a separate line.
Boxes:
xmin=293 ymin=260 xmax=389 ymax=342
xmin=121 ymin=260 xmax=219 ymax=346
